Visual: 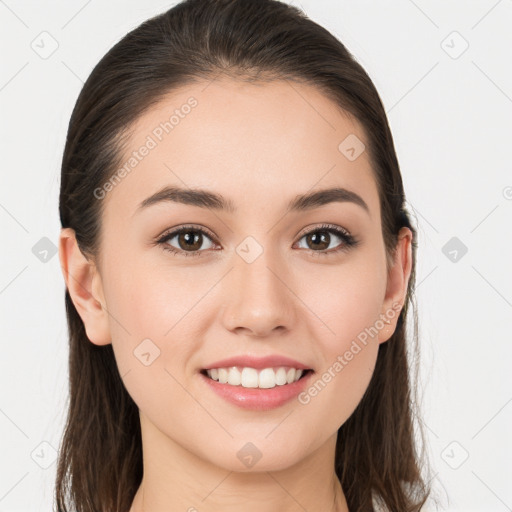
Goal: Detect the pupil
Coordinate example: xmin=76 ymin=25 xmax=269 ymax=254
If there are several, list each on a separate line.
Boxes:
xmin=309 ymin=231 xmax=329 ymax=250
xmin=181 ymin=231 xmax=201 ymax=250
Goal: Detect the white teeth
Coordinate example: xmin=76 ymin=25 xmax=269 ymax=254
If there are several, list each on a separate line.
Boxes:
xmin=218 ymin=368 xmax=229 ymax=384
xmin=227 ymin=367 xmax=241 ymax=386
xmin=275 ymin=367 xmax=287 ymax=385
xmin=241 ymin=367 xmax=259 ymax=388
xmin=205 ymin=366 xmax=307 ymax=388
xmin=258 ymin=368 xmax=276 ymax=389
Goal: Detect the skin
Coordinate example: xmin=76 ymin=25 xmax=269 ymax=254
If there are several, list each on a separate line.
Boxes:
xmin=59 ymin=77 xmax=412 ymax=512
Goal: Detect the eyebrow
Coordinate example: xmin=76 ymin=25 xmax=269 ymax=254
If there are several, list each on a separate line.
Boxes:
xmin=134 ymin=185 xmax=370 ymax=216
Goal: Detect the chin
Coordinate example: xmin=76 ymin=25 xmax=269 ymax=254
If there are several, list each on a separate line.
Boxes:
xmin=202 ymin=438 xmax=311 ymax=474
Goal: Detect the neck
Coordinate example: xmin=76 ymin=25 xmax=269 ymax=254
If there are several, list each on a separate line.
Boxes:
xmin=129 ymin=413 xmax=349 ymax=512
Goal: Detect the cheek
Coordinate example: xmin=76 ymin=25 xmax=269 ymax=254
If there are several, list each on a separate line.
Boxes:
xmin=105 ymin=269 xmax=196 ymax=421
xmin=102 ymin=256 xmax=200 ymax=403
xmin=321 ymin=344 xmax=378 ymax=431
xmin=103 ymin=246 xmax=208 ymax=342
xmin=294 ymin=255 xmax=384 ymax=424
xmin=299 ymin=329 xmax=379 ymax=433
xmin=300 ymin=256 xmax=386 ymax=349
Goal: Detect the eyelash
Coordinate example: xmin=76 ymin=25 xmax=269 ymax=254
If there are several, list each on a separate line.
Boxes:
xmin=155 ymin=223 xmax=359 ymax=258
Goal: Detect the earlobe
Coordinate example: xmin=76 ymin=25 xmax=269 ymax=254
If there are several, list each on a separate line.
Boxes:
xmin=378 ymin=227 xmax=413 ymax=344
xmin=58 ymin=227 xmax=112 ymax=346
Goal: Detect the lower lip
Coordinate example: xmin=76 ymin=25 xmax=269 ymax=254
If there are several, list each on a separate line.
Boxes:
xmin=199 ymin=370 xmax=314 ymax=411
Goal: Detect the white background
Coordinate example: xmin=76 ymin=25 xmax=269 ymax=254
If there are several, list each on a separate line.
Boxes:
xmin=0 ymin=0 xmax=511 ymax=510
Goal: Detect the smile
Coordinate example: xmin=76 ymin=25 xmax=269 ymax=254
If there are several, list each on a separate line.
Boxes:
xmin=202 ymin=366 xmax=311 ymax=389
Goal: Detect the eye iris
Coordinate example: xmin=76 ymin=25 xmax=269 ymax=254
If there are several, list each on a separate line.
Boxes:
xmin=179 ymin=231 xmax=202 ymax=251
xmin=307 ymin=231 xmax=330 ymax=250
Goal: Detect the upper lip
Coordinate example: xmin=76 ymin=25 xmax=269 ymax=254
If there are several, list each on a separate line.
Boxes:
xmin=203 ymin=355 xmax=312 ymax=371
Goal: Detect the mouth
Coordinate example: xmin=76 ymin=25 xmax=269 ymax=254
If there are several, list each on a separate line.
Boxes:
xmin=200 ymin=366 xmax=314 ymax=389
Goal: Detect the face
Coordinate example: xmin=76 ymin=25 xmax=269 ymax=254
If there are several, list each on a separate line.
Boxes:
xmin=62 ymin=78 xmax=410 ymax=474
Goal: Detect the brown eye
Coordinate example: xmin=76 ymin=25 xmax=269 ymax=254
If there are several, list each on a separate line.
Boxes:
xmin=157 ymin=226 xmax=217 ymax=257
xmin=157 ymin=223 xmax=358 ymax=258
xmin=295 ymin=224 xmax=357 ymax=255
xmin=176 ymin=230 xmax=204 ymax=251
xmin=303 ymin=230 xmax=331 ymax=251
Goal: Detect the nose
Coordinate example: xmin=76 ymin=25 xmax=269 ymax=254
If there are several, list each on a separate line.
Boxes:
xmin=221 ymin=245 xmax=297 ymax=338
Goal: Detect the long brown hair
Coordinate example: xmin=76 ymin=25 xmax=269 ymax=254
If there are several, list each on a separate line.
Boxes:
xmin=56 ymin=0 xmax=431 ymax=510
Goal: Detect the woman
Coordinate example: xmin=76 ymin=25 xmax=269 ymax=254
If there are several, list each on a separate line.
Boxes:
xmin=56 ymin=0 xmax=432 ymax=510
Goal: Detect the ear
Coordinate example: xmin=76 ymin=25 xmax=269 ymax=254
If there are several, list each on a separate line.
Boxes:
xmin=378 ymin=226 xmax=413 ymax=344
xmin=58 ymin=227 xmax=111 ymax=346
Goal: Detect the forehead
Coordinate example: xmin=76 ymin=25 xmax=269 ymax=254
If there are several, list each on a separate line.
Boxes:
xmin=103 ymin=78 xmax=380 ymax=221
